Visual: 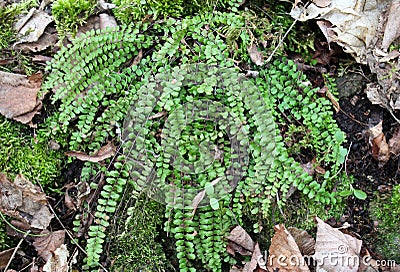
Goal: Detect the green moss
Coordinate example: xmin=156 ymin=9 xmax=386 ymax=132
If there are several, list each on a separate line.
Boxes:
xmin=111 ymin=0 xmax=241 ymax=23
xmin=0 ymin=116 xmax=64 ymax=188
xmin=0 ymin=0 xmax=36 ymax=50
xmin=52 ymin=0 xmax=97 ymax=39
xmin=110 ymin=196 xmax=173 ymax=272
xmin=370 ymin=185 xmax=400 ymax=262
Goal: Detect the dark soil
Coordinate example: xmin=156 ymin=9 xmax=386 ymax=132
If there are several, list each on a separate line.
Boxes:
xmin=335 ymin=87 xmax=399 ymax=260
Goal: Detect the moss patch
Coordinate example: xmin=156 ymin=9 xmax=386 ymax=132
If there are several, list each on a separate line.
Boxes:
xmin=370 ymin=184 xmax=400 ymax=262
xmin=109 ymin=196 xmax=173 ymax=271
xmin=0 ymin=116 xmax=63 ymax=188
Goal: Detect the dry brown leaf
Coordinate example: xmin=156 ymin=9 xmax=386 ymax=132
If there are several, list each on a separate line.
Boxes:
xmin=42 ymin=244 xmax=69 ymax=272
xmin=131 ymin=49 xmax=143 ymax=67
xmin=313 ymin=0 xmax=331 ymax=8
xmin=227 ymin=226 xmax=255 ymax=255
xmin=0 ymin=173 xmax=53 ymax=229
xmin=388 ymin=128 xmax=400 ymax=156
xmin=288 ymin=227 xmax=315 ymax=256
xmin=314 ymin=217 xmax=362 ymax=272
xmin=0 ymin=248 xmax=14 ymax=269
xmin=33 ymin=230 xmax=66 ymax=261
xmin=366 ymin=121 xmax=390 ymax=166
xmin=14 ymin=9 xmax=53 ymax=45
xmin=243 ymin=243 xmax=267 ymax=272
xmin=382 ymin=1 xmax=400 ymax=51
xmin=316 ymin=20 xmax=335 ymax=46
xmin=14 ymin=26 xmax=58 ymax=52
xmin=248 ymin=44 xmax=264 ymax=66
xmin=268 ymin=224 xmax=310 ymax=272
xmin=357 ymin=249 xmax=379 ymax=272
xmin=0 ymin=71 xmax=43 ymax=126
xmin=65 ymin=142 xmax=116 ymax=163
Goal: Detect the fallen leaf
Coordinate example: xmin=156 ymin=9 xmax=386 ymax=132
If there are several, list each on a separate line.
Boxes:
xmin=358 ymin=249 xmax=379 ymax=272
xmin=227 ymin=226 xmax=254 ymax=252
xmin=288 ymin=227 xmax=315 ymax=256
xmin=14 ymin=9 xmax=53 ymax=45
xmin=388 ymin=128 xmax=400 ymax=156
xmin=382 ymin=1 xmax=400 ymax=51
xmin=14 ymin=26 xmax=58 ymax=52
xmin=0 ymin=71 xmax=43 ymax=125
xmin=268 ymin=224 xmax=310 ymax=272
xmin=42 ymin=244 xmax=69 ymax=272
xmin=316 ymin=20 xmax=335 ymax=47
xmin=99 ymin=13 xmax=117 ymax=29
xmin=33 ymin=230 xmax=66 ymax=261
xmin=248 ymin=44 xmax=264 ymax=66
xmin=0 ymin=248 xmax=14 ymax=269
xmin=65 ymin=142 xmax=116 ymax=163
xmin=366 ymin=121 xmax=390 ymax=167
xmin=0 ymin=173 xmax=53 ymax=229
xmin=243 ymin=243 xmax=267 ymax=272
xmin=131 ymin=49 xmax=143 ymax=67
xmin=314 ymin=217 xmax=362 ymax=272
xmin=313 ymin=0 xmax=331 ymax=8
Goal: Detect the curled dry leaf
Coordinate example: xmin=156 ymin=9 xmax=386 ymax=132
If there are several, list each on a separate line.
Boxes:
xmin=0 ymin=173 xmax=53 ymax=229
xmin=0 ymin=71 xmax=43 ymax=126
xmin=388 ymin=127 xmax=400 ymax=156
xmin=248 ymin=44 xmax=264 ymax=66
xmin=382 ymin=0 xmax=400 ymax=51
xmin=243 ymin=243 xmax=267 ymax=272
xmin=42 ymin=244 xmax=69 ymax=272
xmin=366 ymin=121 xmax=390 ymax=167
xmin=288 ymin=227 xmax=315 ymax=256
xmin=14 ymin=26 xmax=58 ymax=53
xmin=268 ymin=224 xmax=310 ymax=272
xmin=65 ymin=141 xmax=116 ymax=163
xmin=0 ymin=248 xmax=14 ymax=269
xmin=227 ymin=225 xmax=255 ymax=256
xmin=314 ymin=217 xmax=362 ymax=272
xmin=14 ymin=9 xmax=53 ymax=45
xmin=33 ymin=230 xmax=66 ymax=261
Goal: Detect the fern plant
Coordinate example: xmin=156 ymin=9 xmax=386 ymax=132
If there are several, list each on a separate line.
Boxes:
xmin=42 ymin=11 xmax=352 ymax=272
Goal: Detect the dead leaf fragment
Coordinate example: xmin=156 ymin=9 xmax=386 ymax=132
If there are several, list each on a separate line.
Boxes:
xmin=65 ymin=142 xmax=116 ymax=163
xmin=0 ymin=173 xmax=53 ymax=229
xmin=268 ymin=224 xmax=310 ymax=272
xmin=366 ymin=121 xmax=390 ymax=166
xmin=248 ymin=44 xmax=264 ymax=66
xmin=382 ymin=1 xmax=400 ymax=51
xmin=228 ymin=225 xmax=254 ymax=252
xmin=243 ymin=243 xmax=267 ymax=272
xmin=314 ymin=217 xmax=362 ymax=272
xmin=33 ymin=230 xmax=66 ymax=261
xmin=14 ymin=9 xmax=53 ymax=45
xmin=0 ymin=248 xmax=14 ymax=269
xmin=313 ymin=0 xmax=331 ymax=8
xmin=42 ymin=244 xmax=69 ymax=272
xmin=0 ymin=71 xmax=43 ymax=125
xmin=14 ymin=26 xmax=58 ymax=52
xmin=288 ymin=227 xmax=315 ymax=256
xmin=388 ymin=128 xmax=400 ymax=156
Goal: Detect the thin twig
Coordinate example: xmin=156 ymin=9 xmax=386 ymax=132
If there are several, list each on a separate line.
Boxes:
xmin=4 ymin=230 xmax=30 ymax=271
